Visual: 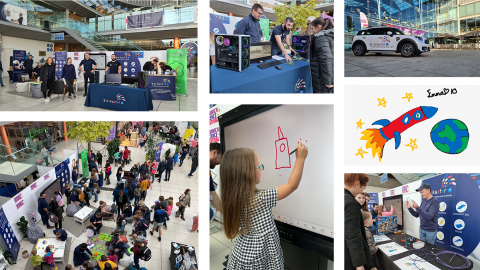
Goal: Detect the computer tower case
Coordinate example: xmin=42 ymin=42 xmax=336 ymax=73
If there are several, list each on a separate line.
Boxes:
xmin=292 ymin=35 xmax=312 ymax=59
xmin=94 ymin=70 xmax=105 ymax=84
xmin=215 ymin=34 xmax=250 ymax=72
xmin=137 ymin=71 xmax=148 ymax=88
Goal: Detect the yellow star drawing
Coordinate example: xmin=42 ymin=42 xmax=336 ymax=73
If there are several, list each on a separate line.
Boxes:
xmin=402 ymin=93 xmax=413 ymax=102
xmin=356 ymin=119 xmax=365 ymax=129
xmin=377 ymin=97 xmax=387 ymax=107
xmin=405 ymin=138 xmax=418 ymax=151
xmin=355 ymin=147 xmax=368 ymax=158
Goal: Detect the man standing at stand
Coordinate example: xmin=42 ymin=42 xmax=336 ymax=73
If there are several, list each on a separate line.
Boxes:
xmin=105 ymin=54 xmax=121 ymax=74
xmin=79 ymin=53 xmax=97 ymax=97
xmin=25 ymin=55 xmax=34 ymax=79
xmin=405 ymin=183 xmax=439 ymax=245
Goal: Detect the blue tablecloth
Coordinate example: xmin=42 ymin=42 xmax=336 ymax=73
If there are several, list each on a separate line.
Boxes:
xmin=210 ymin=58 xmax=313 ymax=93
xmin=84 ymin=83 xmax=153 ymax=111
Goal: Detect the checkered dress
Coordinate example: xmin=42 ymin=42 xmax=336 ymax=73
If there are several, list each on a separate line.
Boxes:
xmin=227 ymin=188 xmax=284 ymax=269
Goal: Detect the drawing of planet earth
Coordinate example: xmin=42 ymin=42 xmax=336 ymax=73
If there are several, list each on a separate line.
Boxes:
xmin=430 ymin=119 xmax=469 ymax=154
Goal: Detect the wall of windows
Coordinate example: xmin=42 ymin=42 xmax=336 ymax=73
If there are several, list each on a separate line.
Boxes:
xmin=460 ymin=17 xmax=480 ymax=32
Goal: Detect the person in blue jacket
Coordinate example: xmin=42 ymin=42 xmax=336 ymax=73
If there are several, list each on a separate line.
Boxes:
xmin=61 ymin=57 xmax=77 ymax=99
xmin=72 ymin=167 xmax=78 ymax=185
xmin=158 ymin=160 xmax=166 ymax=182
xmin=165 ymin=156 xmax=174 ymax=181
xmin=235 ymin=4 xmax=264 ymax=43
xmin=179 ymin=147 xmax=188 ymax=167
xmin=73 ymin=243 xmax=92 ymax=266
xmin=54 ymin=229 xmax=67 ymax=241
xmin=149 ymin=203 xmax=169 ymax=241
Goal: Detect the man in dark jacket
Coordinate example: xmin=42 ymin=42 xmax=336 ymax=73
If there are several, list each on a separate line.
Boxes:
xmin=38 ymin=192 xmax=54 ymax=229
xmin=270 ymin=17 xmax=295 ymax=62
xmin=309 ymin=18 xmax=334 ymax=93
xmin=78 ymin=53 xmax=97 ymax=97
xmin=0 ymin=60 xmax=5 ymax=87
xmin=73 ymin=243 xmax=92 ymax=266
xmin=405 ymin=183 xmax=439 ymax=245
xmin=235 ymin=4 xmax=263 ymax=43
xmin=187 ymin=155 xmax=198 ymax=178
xmin=158 ymin=160 xmax=166 ymax=182
xmin=115 ymin=190 xmax=128 ymax=216
xmin=25 ymin=55 xmax=34 ymax=79
xmin=345 ymin=186 xmax=373 ymax=270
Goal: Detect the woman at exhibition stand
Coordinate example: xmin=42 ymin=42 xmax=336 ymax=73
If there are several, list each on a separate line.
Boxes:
xmin=345 ymin=173 xmax=374 ymax=270
xmin=61 ymin=57 xmax=77 ymax=99
xmin=39 ymin=57 xmax=56 ymax=103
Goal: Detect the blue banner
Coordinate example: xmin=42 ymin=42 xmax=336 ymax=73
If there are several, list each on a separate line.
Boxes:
xmin=154 ymin=142 xmax=164 ymax=162
xmin=55 ymin=160 xmax=70 ymax=194
xmin=54 ymin=51 xmax=67 ymax=80
xmin=149 ymin=75 xmax=176 ymax=100
xmin=422 ymin=174 xmax=480 ymax=256
xmin=0 ymin=208 xmax=20 ymax=262
xmin=12 ymin=50 xmax=25 ymax=82
xmin=114 ymin=51 xmax=141 ymax=78
xmin=367 ymin=192 xmax=378 ymax=212
xmin=126 ymin=11 xmax=164 ymax=30
xmin=51 ymin=33 xmax=64 ymax=40
xmin=180 ymin=42 xmax=198 ymax=67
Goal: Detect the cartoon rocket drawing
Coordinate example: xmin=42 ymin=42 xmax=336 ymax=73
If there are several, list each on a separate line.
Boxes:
xmin=361 ymin=106 xmax=438 ymax=161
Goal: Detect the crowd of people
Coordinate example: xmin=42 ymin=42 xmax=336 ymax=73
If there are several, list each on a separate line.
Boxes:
xmin=31 ymin=122 xmax=198 ymax=270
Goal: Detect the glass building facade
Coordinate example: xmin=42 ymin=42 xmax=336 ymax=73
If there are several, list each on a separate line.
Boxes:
xmin=345 ymin=0 xmax=459 ymax=45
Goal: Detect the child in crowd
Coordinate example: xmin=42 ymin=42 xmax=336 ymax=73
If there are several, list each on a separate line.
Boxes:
xmin=166 ymin=199 xmax=173 ymax=225
xmin=79 ymin=261 xmax=89 ymax=270
xmin=93 ymin=183 xmax=99 ymax=203
xmin=106 ymin=238 xmax=117 ymax=251
xmin=134 ymin=185 xmax=142 ymax=206
xmin=111 ymin=229 xmax=120 ymax=243
xmin=116 ymin=216 xmax=126 ymax=233
xmin=107 ymin=248 xmax=117 ymax=263
xmin=150 ymin=203 xmax=169 ymax=241
xmin=65 ymin=184 xmax=72 ymax=205
xmin=30 ymin=249 xmax=43 ymax=268
xmin=64 ymin=264 xmax=75 ymax=270
xmin=165 ymin=155 xmax=174 ymax=181
xmin=173 ymin=153 xmax=179 ymax=166
xmin=105 ymin=162 xmax=112 ymax=185
xmin=179 ymin=147 xmax=188 ymax=167
xmin=43 ymin=246 xmax=55 ymax=270
xmin=70 ymin=188 xmax=77 ymax=205
xmin=114 ymin=151 xmax=119 ymax=167
xmin=159 ymin=196 xmax=166 ymax=206
xmin=190 ymin=215 xmax=198 ymax=232
xmin=131 ymin=215 xmax=139 ymax=236
xmin=363 ymin=211 xmax=378 ymax=258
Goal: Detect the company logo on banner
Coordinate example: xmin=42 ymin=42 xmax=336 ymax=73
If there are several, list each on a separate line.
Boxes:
xmin=44 ymin=173 xmax=50 ymax=180
xmin=114 ymin=51 xmax=140 ymax=77
xmin=360 ymin=12 xmax=368 ymax=29
xmin=213 ymin=14 xmax=230 ymax=23
xmin=51 ymin=33 xmax=64 ymax=40
xmin=382 ymin=192 xmax=385 ymax=198
xmin=167 ymin=49 xmax=187 ymax=96
xmin=180 ymin=42 xmax=197 ymax=66
xmin=423 ymin=174 xmax=480 ymax=256
xmin=133 ymin=52 xmax=144 ymax=58
xmin=0 ymin=208 xmax=20 ymax=262
xmin=13 ymin=50 xmax=26 ymax=82
xmin=390 ymin=189 xmax=395 ymax=195
xmin=13 ymin=194 xmax=22 ymax=203
xmin=104 ymin=94 xmax=126 ymax=104
xmin=149 ymin=75 xmax=176 ymax=100
xmin=210 ymin=107 xmax=219 ymax=125
xmin=402 ymin=185 xmax=409 ymax=193
xmin=30 ymin=182 xmax=37 ymax=190
xmin=127 ymin=11 xmax=164 ymax=30
xmin=367 ymin=192 xmax=378 ymax=211
xmin=210 ymin=127 xmax=220 ymax=143
xmin=54 ymin=52 xmax=67 ymax=80
xmin=80 ymin=150 xmax=89 ymax=178
xmin=154 ymin=142 xmax=164 ymax=161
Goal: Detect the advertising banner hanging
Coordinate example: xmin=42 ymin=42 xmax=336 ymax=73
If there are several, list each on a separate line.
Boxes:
xmin=149 ymin=75 xmax=176 ymax=100
xmin=114 ymin=51 xmax=141 ymax=78
xmin=0 ymin=208 xmax=20 ymax=262
xmin=167 ymin=49 xmax=188 ymax=96
xmin=126 ymin=11 xmax=164 ymax=30
xmin=54 ymin=51 xmax=67 ymax=80
xmin=360 ymin=12 xmax=368 ymax=29
xmin=13 ymin=50 xmax=26 ymax=82
xmin=0 ymin=1 xmax=27 ymax=25
xmin=107 ymin=126 xmax=116 ymax=141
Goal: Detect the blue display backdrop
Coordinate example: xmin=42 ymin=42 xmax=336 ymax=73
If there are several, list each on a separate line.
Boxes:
xmin=422 ymin=174 xmax=480 ymax=256
xmin=154 ymin=142 xmax=164 ymax=161
xmin=180 ymin=42 xmax=197 ymax=66
xmin=114 ymin=51 xmax=141 ymax=78
xmin=367 ymin=192 xmax=378 ymax=211
xmin=0 ymin=208 xmax=20 ymax=262
xmin=54 ymin=51 xmax=67 ymax=80
xmin=148 ymin=75 xmax=176 ymax=100
xmin=126 ymin=11 xmax=164 ymax=30
xmin=12 ymin=50 xmax=25 ymax=82
xmin=55 ymin=159 xmax=70 ymax=194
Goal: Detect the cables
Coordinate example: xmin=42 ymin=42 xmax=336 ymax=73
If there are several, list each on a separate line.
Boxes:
xmin=436 ymin=251 xmax=472 ymax=269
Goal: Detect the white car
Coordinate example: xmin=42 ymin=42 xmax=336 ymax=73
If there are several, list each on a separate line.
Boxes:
xmin=352 ymin=27 xmax=430 ymax=57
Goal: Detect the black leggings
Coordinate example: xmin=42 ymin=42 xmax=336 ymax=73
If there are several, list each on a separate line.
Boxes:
xmin=43 ymin=78 xmax=54 ymax=98
xmin=65 ymin=78 xmax=75 ymax=96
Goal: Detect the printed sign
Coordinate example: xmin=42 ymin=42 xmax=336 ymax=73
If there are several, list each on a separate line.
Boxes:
xmin=107 ymin=126 xmax=116 ymax=141
xmin=402 ymin=185 xmax=410 ymax=193
xmin=210 ymin=127 xmax=220 ymax=143
xmin=149 ymin=75 xmax=176 ymax=100
xmin=0 ymin=208 xmax=20 ymax=262
xmin=13 ymin=50 xmax=25 ymax=82
xmin=180 ymin=42 xmax=197 ymax=66
xmin=51 ymin=33 xmax=64 ymax=40
xmin=80 ymin=150 xmax=89 ymax=178
xmin=154 ymin=142 xmax=164 ymax=162
xmin=127 ymin=11 xmax=164 ymax=30
xmin=114 ymin=51 xmax=141 ymax=77
xmin=167 ymin=49 xmax=187 ymax=96
xmin=54 ymin=51 xmax=67 ymax=80
xmin=30 ymin=182 xmax=37 ymax=190
xmin=210 ymin=107 xmax=219 ymax=125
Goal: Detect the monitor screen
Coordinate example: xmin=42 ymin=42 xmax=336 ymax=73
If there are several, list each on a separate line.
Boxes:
xmin=222 ymin=105 xmax=334 ymax=237
xmin=382 ymin=195 xmax=404 ymax=230
xmin=88 ymin=54 xmax=106 ymax=70
xmin=250 ymin=42 xmax=272 ymax=61
xmin=292 ymin=36 xmax=308 ymax=52
xmin=42 ymin=179 xmax=62 ymax=201
xmin=106 ymin=74 xmax=121 ymax=84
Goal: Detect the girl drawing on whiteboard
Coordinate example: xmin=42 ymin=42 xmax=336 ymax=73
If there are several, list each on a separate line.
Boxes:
xmin=377 ymin=204 xmax=401 ymax=217
xmin=220 ymin=142 xmax=308 ymax=269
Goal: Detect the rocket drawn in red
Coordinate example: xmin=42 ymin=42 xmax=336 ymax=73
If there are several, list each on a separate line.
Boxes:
xmin=361 ymin=106 xmax=438 ymax=161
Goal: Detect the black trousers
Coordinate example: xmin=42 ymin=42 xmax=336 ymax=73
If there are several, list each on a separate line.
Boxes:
xmin=43 ymin=77 xmax=54 ymax=98
xmin=26 ymin=68 xmax=33 ymax=79
xmin=54 ymin=217 xmax=63 ymax=230
xmin=65 ymin=78 xmax=75 ymax=96
xmin=84 ymin=73 xmax=94 ymax=95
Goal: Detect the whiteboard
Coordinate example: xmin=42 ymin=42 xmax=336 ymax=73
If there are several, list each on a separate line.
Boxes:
xmin=88 ymin=54 xmax=106 ymax=70
xmin=223 ymin=105 xmax=334 ymax=237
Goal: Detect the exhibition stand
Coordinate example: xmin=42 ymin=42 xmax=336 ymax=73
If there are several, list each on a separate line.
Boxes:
xmin=168 ymin=242 xmax=197 ymax=270
xmin=210 ymin=58 xmax=313 ymax=93
xmin=84 ymin=83 xmax=153 ymax=111
xmin=374 ymin=233 xmax=473 ymax=270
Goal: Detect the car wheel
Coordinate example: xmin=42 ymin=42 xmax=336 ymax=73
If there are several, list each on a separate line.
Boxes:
xmin=353 ymin=43 xmax=366 ymax=56
xmin=401 ymin=42 xmax=415 ymax=57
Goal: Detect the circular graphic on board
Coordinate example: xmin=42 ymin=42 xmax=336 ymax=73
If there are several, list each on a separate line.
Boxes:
xmin=430 ymin=119 xmax=469 ymax=154
xmin=453 ymin=236 xmax=463 ymax=247
xmin=6 ymin=228 xmax=9 ymax=232
xmin=124 ymin=74 xmax=128 ymax=76
xmin=456 ymin=201 xmax=467 ymax=213
xmin=437 ymin=231 xmax=444 ymax=240
xmin=438 ymin=217 xmax=445 ymax=226
xmin=454 ymin=219 xmax=465 ymax=230
xmin=124 ymin=62 xmax=127 ymax=66
xmin=131 ymin=68 xmax=135 ymax=73
xmin=124 ymin=68 xmax=128 ymax=72
xmin=439 ymin=202 xmax=447 ymax=211
xmin=131 ymin=75 xmax=135 ymax=77
xmin=131 ymin=62 xmax=135 ymax=66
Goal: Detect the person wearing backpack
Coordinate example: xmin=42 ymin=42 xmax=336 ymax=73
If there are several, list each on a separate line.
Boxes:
xmin=132 ymin=239 xmax=145 ymax=270
xmin=177 ymin=189 xmax=191 ymax=221
xmin=49 ymin=196 xmax=64 ymax=229
xmin=83 ymin=184 xmax=91 ymax=207
xmin=116 ymin=190 xmax=127 ymax=216
xmin=70 ymin=189 xmax=77 ymax=205
xmin=105 ymin=162 xmax=112 ymax=185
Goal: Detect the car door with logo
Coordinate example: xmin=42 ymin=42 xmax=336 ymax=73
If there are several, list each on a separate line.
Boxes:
xmin=369 ymin=28 xmax=395 ymax=51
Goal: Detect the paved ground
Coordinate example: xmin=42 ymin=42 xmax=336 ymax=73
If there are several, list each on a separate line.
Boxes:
xmin=345 ymin=50 xmax=480 ymax=77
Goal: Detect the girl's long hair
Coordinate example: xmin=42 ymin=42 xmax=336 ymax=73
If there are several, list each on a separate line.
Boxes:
xmin=220 ymin=148 xmax=258 ymax=239
xmin=378 ymin=205 xmax=385 ymax=217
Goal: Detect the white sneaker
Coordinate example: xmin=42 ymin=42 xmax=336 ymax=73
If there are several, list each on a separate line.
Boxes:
xmin=47 ymin=97 xmax=50 ymax=102
xmin=45 ymin=99 xmax=50 ymax=103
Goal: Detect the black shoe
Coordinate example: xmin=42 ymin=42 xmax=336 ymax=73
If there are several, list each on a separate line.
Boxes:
xmin=158 ymin=237 xmax=161 ymax=241
xmin=68 ymin=96 xmax=72 ymax=100
xmin=83 ymin=94 xmax=87 ymax=97
xmin=74 ymin=95 xmax=77 ymax=98
xmin=150 ymin=231 xmax=153 ymax=236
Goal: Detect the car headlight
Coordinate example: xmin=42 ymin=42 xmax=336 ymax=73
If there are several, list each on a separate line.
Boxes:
xmin=415 ymin=36 xmax=424 ymax=42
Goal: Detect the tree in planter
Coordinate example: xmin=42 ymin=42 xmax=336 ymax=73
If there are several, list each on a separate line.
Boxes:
xmin=66 ymin=122 xmax=113 ymax=153
xmin=16 ymin=216 xmax=28 ymax=238
xmin=107 ymin=138 xmax=120 ymax=163
xmin=273 ymin=0 xmax=321 ymax=37
xmin=165 ymin=149 xmax=172 ymax=160
xmin=144 ymin=130 xmax=159 ymax=161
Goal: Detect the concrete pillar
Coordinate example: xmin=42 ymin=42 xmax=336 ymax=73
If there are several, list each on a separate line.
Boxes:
xmin=63 ymin=122 xmax=67 ymax=141
xmin=0 ymin=126 xmax=13 ymax=162
xmin=65 ymin=43 xmax=69 ymax=51
xmin=65 ymin=9 xmax=69 ymax=20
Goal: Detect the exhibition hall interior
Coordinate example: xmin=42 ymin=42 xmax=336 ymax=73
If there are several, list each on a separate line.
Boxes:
xmin=0 ymin=0 xmax=198 ymax=111
xmin=0 ymin=121 xmax=199 ymax=270
xmin=345 ymin=173 xmax=480 ymax=270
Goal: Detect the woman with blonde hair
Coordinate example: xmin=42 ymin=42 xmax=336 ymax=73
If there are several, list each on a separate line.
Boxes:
xmin=61 ymin=57 xmax=76 ymax=99
xmin=39 ymin=56 xmax=56 ymax=102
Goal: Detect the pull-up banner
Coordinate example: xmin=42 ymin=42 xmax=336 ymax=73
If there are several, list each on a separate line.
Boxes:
xmin=13 ymin=50 xmax=25 ymax=82
xmin=0 ymin=208 xmax=20 ymax=262
xmin=54 ymin=51 xmax=67 ymax=80
xmin=126 ymin=11 xmax=164 ymax=30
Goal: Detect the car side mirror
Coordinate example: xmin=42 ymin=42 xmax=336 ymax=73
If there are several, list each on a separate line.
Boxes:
xmin=387 ymin=31 xmax=393 ymax=36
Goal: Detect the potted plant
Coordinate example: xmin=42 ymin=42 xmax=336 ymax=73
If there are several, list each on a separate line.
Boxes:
xmin=144 ymin=130 xmax=158 ymax=161
xmin=16 ymin=216 xmax=28 ymax=238
xmin=165 ymin=149 xmax=171 ymax=160
xmin=107 ymin=138 xmax=120 ymax=164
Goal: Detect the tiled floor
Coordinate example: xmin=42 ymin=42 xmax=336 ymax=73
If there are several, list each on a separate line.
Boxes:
xmin=0 ymin=78 xmax=197 ymax=111
xmin=209 ymin=220 xmax=235 ymax=270
xmin=12 ymin=135 xmax=198 ymax=270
